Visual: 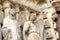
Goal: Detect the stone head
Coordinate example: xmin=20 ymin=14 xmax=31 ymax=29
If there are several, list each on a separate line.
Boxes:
xmin=30 ymin=13 xmax=37 ymax=21
xmin=3 ymin=1 xmax=11 ymax=9
xmin=9 ymin=8 xmax=16 ymax=17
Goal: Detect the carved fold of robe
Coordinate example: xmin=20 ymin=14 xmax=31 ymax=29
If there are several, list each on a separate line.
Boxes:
xmin=23 ymin=21 xmax=40 ymax=40
xmin=2 ymin=27 xmax=12 ymax=40
xmin=34 ymin=19 xmax=44 ymax=40
xmin=44 ymin=18 xmax=57 ymax=40
xmin=2 ymin=15 xmax=21 ymax=40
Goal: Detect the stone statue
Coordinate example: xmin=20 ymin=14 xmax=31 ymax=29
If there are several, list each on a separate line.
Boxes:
xmin=34 ymin=11 xmax=45 ymax=40
xmin=2 ymin=8 xmax=20 ymax=40
xmin=1 ymin=0 xmax=59 ymax=40
xmin=23 ymin=13 xmax=40 ymax=40
xmin=43 ymin=7 xmax=58 ymax=40
xmin=3 ymin=1 xmax=11 ymax=17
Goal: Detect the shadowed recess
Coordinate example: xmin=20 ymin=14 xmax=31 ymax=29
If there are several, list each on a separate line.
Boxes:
xmin=26 ymin=0 xmax=46 ymax=4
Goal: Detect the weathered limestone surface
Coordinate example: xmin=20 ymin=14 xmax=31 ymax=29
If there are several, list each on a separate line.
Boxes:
xmin=23 ymin=21 xmax=40 ymax=40
xmin=3 ymin=1 xmax=11 ymax=17
xmin=0 ymin=5 xmax=4 ymax=23
xmin=2 ymin=27 xmax=12 ymax=40
xmin=0 ymin=0 xmax=59 ymax=40
xmin=0 ymin=4 xmax=3 ymax=40
xmin=0 ymin=11 xmax=4 ymax=23
xmin=17 ymin=11 xmax=28 ymax=27
xmin=56 ymin=14 xmax=60 ymax=40
xmin=34 ymin=18 xmax=44 ymax=40
xmin=2 ymin=9 xmax=21 ymax=40
xmin=0 ymin=24 xmax=2 ymax=40
xmin=9 ymin=0 xmax=52 ymax=12
xmin=23 ymin=12 xmax=41 ymax=40
xmin=43 ymin=7 xmax=58 ymax=40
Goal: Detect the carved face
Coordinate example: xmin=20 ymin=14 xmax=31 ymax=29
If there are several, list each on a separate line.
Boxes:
xmin=15 ymin=6 xmax=20 ymax=13
xmin=3 ymin=1 xmax=11 ymax=9
xmin=52 ymin=13 xmax=58 ymax=20
xmin=9 ymin=9 xmax=16 ymax=16
xmin=30 ymin=13 xmax=37 ymax=21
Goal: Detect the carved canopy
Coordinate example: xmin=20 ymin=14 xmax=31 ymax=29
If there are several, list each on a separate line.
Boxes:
xmin=9 ymin=0 xmax=51 ymax=12
xmin=52 ymin=1 xmax=60 ymax=11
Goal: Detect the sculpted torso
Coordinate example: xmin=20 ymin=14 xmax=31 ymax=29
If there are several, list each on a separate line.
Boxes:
xmin=23 ymin=13 xmax=40 ymax=40
xmin=2 ymin=9 xmax=19 ymax=40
